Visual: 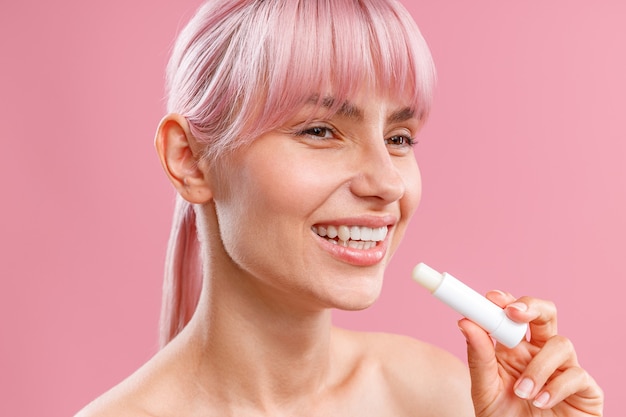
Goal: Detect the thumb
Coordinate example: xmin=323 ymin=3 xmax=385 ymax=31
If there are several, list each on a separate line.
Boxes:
xmin=459 ymin=318 xmax=500 ymax=406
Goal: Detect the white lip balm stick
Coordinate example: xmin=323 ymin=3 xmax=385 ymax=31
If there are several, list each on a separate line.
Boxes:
xmin=412 ymin=263 xmax=527 ymax=348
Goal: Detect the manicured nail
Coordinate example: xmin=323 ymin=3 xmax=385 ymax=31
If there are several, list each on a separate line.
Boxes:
xmin=533 ymin=391 xmax=550 ymax=408
xmin=507 ymin=302 xmax=528 ymax=312
xmin=514 ymin=378 xmax=534 ymax=399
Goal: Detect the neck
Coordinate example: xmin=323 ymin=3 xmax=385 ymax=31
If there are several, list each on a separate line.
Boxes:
xmin=184 ymin=275 xmax=334 ymax=409
xmin=176 ymin=204 xmax=336 ymax=410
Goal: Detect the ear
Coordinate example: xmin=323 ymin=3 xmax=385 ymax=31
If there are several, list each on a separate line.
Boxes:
xmin=155 ymin=114 xmax=213 ymax=204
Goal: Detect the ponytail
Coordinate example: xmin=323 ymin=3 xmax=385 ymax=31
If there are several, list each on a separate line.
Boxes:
xmin=159 ymin=194 xmax=203 ymax=347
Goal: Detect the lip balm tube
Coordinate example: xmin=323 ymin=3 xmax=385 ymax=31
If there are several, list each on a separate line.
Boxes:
xmin=412 ymin=263 xmax=527 ymax=348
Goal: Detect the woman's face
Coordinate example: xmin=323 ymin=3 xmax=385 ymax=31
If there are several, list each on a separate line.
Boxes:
xmin=208 ymin=90 xmax=423 ymax=312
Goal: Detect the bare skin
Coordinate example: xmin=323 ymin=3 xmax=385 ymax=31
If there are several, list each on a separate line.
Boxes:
xmin=76 ymin=92 xmax=603 ymax=416
xmin=460 ymin=291 xmax=604 ymax=416
xmin=77 ymin=324 xmax=472 ymax=416
xmin=77 ymin=94 xmax=473 ymax=416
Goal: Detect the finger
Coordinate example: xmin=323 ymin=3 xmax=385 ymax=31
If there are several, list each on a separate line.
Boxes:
xmin=458 ymin=318 xmax=501 ymax=401
xmin=487 ymin=293 xmax=559 ymax=345
xmin=506 ymin=296 xmax=558 ymax=346
xmin=487 ymin=291 xmax=530 ymax=323
xmin=513 ymin=335 xmax=578 ymax=401
xmin=485 ymin=290 xmax=516 ymax=308
xmin=532 ymin=366 xmax=603 ymax=412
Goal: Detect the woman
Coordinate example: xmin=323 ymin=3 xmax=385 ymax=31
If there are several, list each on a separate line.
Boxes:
xmin=77 ymin=0 xmax=603 ymax=415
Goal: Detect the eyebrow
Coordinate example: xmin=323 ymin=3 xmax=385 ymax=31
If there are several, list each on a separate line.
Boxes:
xmin=306 ymin=95 xmax=416 ymax=123
xmin=387 ymin=107 xmax=416 ymax=124
xmin=315 ymin=96 xmax=364 ymax=121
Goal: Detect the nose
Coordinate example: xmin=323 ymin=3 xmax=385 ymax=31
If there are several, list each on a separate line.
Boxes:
xmin=349 ymin=143 xmax=406 ymax=204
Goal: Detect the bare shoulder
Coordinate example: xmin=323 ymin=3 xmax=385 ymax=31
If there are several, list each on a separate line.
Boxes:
xmin=73 ymin=369 xmax=158 ymax=417
xmin=74 ymin=384 xmax=150 ymax=417
xmin=333 ymin=327 xmax=474 ymax=416
xmin=73 ymin=346 xmax=183 ymax=417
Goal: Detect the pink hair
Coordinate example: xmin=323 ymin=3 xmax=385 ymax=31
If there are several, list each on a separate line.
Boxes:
xmin=160 ymin=0 xmax=436 ymax=347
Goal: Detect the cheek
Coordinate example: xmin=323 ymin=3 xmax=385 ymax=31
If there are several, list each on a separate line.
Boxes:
xmin=389 ymin=160 xmax=421 ymax=253
xmin=248 ymin=160 xmax=329 ymax=219
xmin=210 ymin=148 xmax=350 ymax=293
xmin=239 ymin=145 xmax=346 ymax=221
xmin=212 ymin=149 xmax=337 ymax=259
xmin=401 ymin=159 xmax=423 ymax=218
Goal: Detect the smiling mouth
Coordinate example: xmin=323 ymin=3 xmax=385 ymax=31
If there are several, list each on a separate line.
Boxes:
xmin=311 ymin=225 xmax=388 ymax=250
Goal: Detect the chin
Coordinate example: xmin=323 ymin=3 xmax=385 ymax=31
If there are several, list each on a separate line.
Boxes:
xmin=336 ymin=299 xmax=379 ymax=312
xmin=328 ymin=281 xmax=383 ymax=311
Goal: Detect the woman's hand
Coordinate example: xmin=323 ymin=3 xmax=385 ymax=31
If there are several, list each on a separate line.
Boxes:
xmin=458 ymin=291 xmax=604 ymax=416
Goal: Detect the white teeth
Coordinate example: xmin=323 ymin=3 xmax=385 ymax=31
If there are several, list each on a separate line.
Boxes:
xmin=337 ymin=225 xmax=351 ymax=242
xmin=360 ymin=226 xmax=372 ymax=241
xmin=347 ymin=240 xmax=369 ymax=249
xmin=312 ymin=224 xmax=389 ymax=249
xmin=372 ymin=226 xmax=388 ymax=241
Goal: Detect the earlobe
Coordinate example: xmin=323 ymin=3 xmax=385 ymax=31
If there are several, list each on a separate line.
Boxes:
xmin=155 ymin=114 xmax=213 ymax=204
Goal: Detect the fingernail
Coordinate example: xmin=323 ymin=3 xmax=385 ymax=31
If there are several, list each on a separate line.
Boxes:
xmin=533 ymin=391 xmax=550 ymax=408
xmin=507 ymin=302 xmax=528 ymax=312
xmin=514 ymin=378 xmax=534 ymax=399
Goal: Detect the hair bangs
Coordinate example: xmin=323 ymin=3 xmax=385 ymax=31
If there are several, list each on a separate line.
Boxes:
xmin=254 ymin=0 xmax=436 ymax=134
xmin=166 ymin=0 xmax=435 ymax=163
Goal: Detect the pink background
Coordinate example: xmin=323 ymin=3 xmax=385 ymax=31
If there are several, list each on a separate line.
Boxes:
xmin=0 ymin=1 xmax=622 ymax=415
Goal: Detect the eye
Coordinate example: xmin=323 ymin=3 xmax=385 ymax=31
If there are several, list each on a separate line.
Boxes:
xmin=298 ymin=126 xmax=335 ymax=139
xmin=385 ymin=135 xmax=416 ymax=147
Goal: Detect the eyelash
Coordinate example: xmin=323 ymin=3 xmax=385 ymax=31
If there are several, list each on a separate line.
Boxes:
xmin=297 ymin=126 xmax=335 ymax=139
xmin=296 ymin=126 xmax=416 ymax=147
xmin=385 ymin=135 xmax=416 ymax=147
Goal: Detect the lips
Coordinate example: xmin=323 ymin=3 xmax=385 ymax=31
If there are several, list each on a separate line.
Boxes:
xmin=311 ymin=225 xmax=388 ymax=250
